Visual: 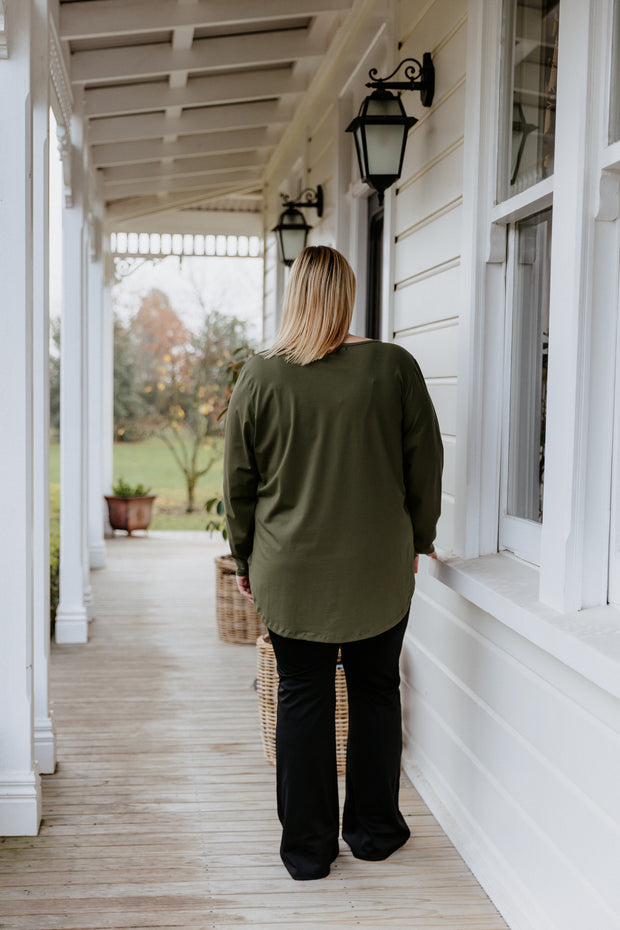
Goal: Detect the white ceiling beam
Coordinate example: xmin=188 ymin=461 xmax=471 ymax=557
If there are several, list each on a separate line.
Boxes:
xmin=61 ymin=0 xmax=353 ymax=41
xmin=105 ymin=182 xmax=261 ymax=222
xmin=88 ymin=99 xmax=293 ymax=145
xmin=102 ymin=151 xmax=262 ymax=184
xmin=91 ymin=127 xmax=278 ymax=167
xmin=84 ymin=67 xmax=304 ymax=118
xmin=71 ymin=29 xmax=325 ymax=85
xmin=164 ymin=12 xmax=197 ymax=144
xmin=104 ymin=168 xmax=262 ymax=200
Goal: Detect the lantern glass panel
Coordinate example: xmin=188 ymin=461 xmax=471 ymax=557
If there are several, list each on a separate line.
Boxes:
xmin=364 ymin=123 xmax=407 ymax=177
xmin=279 ymin=227 xmax=308 ymax=265
xmin=354 ymin=125 xmax=367 ymax=176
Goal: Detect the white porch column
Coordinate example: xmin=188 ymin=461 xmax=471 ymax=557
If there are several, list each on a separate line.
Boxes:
xmin=0 ymin=0 xmax=42 ymax=835
xmin=32 ymin=0 xmax=55 ymax=774
xmin=102 ymin=236 xmax=115 ymax=528
xmin=81 ymin=190 xmax=93 ymax=616
xmin=87 ymin=176 xmax=106 ymax=569
xmin=55 ymin=94 xmax=89 ymax=644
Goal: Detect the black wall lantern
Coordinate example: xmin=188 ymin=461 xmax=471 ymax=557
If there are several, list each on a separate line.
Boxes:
xmin=272 ymin=186 xmax=324 ymax=266
xmin=346 ymin=55 xmax=434 ymax=203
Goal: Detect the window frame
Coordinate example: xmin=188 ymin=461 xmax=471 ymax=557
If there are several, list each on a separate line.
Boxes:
xmin=457 ymin=0 xmax=617 ymax=613
xmin=495 ymin=0 xmax=558 ymax=567
xmin=498 ymin=211 xmax=553 ymax=565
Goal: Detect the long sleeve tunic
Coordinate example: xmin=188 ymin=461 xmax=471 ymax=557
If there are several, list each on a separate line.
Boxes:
xmin=223 ymin=340 xmax=443 ymax=643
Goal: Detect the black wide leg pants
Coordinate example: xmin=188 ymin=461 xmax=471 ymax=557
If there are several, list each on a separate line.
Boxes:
xmin=268 ymin=609 xmax=411 ymax=880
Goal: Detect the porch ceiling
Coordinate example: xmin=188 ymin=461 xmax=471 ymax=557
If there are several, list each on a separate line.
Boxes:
xmin=59 ymin=0 xmax=353 ymax=222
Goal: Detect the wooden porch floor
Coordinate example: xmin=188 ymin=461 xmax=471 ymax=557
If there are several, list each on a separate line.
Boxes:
xmin=0 ymin=532 xmax=509 ymax=930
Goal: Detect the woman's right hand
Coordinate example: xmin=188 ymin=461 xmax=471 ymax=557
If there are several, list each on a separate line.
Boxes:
xmin=236 ymin=574 xmax=254 ymax=603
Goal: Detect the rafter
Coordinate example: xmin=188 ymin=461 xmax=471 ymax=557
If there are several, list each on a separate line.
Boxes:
xmin=104 ymin=168 xmax=262 ymax=201
xmin=102 ymin=151 xmax=262 ymax=184
xmin=88 ymin=100 xmax=292 ymax=146
xmin=60 ymin=0 xmax=352 ymax=41
xmin=71 ymin=28 xmax=325 ymax=85
xmin=91 ymin=127 xmax=277 ymax=167
xmin=84 ymin=67 xmax=305 ymax=119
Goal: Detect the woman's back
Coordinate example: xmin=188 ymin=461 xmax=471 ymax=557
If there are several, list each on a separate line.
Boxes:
xmin=224 ymin=339 xmax=443 ymax=643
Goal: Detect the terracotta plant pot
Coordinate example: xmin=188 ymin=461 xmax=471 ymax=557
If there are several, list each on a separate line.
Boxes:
xmin=104 ymin=495 xmax=156 ymax=535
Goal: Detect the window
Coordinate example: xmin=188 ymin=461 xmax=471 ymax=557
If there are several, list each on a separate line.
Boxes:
xmin=500 ymin=209 xmax=552 ymax=562
xmin=498 ymin=0 xmax=559 ymax=199
xmin=495 ymin=0 xmax=558 ymax=565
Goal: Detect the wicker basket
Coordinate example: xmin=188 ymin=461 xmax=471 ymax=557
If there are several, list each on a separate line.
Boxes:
xmin=256 ymin=632 xmax=349 ymax=775
xmin=214 ymin=554 xmax=264 ymax=644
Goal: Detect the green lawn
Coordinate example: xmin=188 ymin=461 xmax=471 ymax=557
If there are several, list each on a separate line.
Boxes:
xmin=49 ymin=436 xmax=225 ymax=531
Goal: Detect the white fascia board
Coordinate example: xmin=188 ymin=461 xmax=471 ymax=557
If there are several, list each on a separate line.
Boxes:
xmin=112 ymin=209 xmax=263 ymax=238
xmin=104 ymin=168 xmax=262 ymax=200
xmin=84 ymin=67 xmax=305 ymax=118
xmin=105 ymin=183 xmax=262 ymax=221
xmin=91 ymin=127 xmax=279 ymax=167
xmin=88 ymin=99 xmax=293 ymax=146
xmin=71 ymin=28 xmax=326 ymax=85
xmin=102 ymin=151 xmax=263 ymax=184
xmin=61 ymin=0 xmax=353 ymax=41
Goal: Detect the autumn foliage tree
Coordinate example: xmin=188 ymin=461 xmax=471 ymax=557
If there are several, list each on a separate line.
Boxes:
xmin=114 ymin=288 xmax=253 ymax=513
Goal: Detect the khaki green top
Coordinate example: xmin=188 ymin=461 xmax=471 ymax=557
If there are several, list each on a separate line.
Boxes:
xmin=223 ymin=340 xmax=443 ymax=643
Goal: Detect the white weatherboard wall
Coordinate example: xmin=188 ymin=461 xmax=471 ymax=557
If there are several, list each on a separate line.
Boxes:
xmin=393 ymin=0 xmax=466 ymax=556
xmin=396 ymin=2 xmax=620 ymax=930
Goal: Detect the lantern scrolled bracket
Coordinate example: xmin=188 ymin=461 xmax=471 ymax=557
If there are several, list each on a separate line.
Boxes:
xmin=272 ymin=185 xmax=324 ymax=266
xmin=280 ymin=185 xmax=324 ymax=218
xmin=366 ymin=54 xmax=434 ymax=107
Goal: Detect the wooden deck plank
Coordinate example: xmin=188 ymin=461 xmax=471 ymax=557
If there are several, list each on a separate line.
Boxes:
xmin=0 ymin=533 xmax=509 ymax=930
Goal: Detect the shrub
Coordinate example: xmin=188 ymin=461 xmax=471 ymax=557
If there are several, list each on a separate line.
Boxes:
xmin=111 ymin=477 xmax=152 ymax=498
xmin=50 ymin=484 xmax=60 ymax=636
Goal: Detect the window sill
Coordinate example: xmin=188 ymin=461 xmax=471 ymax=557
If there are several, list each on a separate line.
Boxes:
xmin=421 ymin=552 xmax=620 ymax=701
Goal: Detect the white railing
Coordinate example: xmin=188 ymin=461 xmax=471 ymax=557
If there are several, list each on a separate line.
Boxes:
xmin=110 ymin=231 xmax=263 ymax=259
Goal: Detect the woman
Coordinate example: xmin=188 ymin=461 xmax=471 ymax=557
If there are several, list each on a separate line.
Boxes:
xmin=224 ymin=246 xmax=443 ymax=881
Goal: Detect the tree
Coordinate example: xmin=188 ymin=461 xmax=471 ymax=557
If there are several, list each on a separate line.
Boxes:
xmin=49 ymin=317 xmax=61 ymax=433
xmin=156 ymin=309 xmax=253 ymax=512
xmin=114 ymin=315 xmax=148 ymax=441
xmin=129 ymin=289 xmax=192 ymax=397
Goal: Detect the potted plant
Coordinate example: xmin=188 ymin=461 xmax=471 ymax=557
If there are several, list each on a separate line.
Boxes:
xmin=105 ymin=477 xmax=156 ymax=535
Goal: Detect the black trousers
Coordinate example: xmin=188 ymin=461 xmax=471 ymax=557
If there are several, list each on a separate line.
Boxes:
xmin=268 ymin=609 xmax=411 ymax=880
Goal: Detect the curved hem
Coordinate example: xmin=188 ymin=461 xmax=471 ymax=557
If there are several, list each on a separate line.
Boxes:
xmin=260 ymin=589 xmax=414 ymax=644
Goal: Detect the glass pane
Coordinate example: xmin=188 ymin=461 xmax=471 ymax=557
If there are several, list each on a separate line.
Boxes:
xmin=280 ymin=228 xmax=307 ymax=265
xmin=364 ymin=124 xmax=406 ymax=177
xmin=506 ymin=208 xmax=552 ymax=523
xmin=611 ymin=1 xmax=620 ymax=142
xmin=499 ymin=0 xmax=560 ymax=199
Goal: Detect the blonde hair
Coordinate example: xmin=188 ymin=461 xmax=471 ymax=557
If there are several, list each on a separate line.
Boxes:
xmin=265 ymin=246 xmax=356 ymax=365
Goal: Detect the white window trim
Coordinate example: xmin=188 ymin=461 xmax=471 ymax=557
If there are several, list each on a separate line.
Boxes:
xmin=456 ymin=0 xmax=619 ymax=615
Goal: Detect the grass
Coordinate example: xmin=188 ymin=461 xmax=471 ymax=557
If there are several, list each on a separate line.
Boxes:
xmin=49 ymin=435 xmax=226 ymax=532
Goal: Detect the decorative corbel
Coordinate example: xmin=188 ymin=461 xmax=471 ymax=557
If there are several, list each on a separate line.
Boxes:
xmin=0 ymin=1 xmax=8 ymax=59
xmin=56 ymin=124 xmax=73 ymax=208
xmin=595 ymin=170 xmax=620 ymax=223
xmin=49 ymin=17 xmax=73 ymax=133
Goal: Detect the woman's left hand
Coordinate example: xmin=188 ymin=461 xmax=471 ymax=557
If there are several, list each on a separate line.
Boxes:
xmin=236 ymin=575 xmax=254 ymax=603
